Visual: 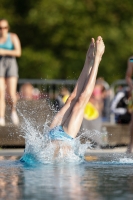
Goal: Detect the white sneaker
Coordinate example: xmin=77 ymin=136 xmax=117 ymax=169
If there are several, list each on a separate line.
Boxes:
xmin=11 ymin=111 xmax=19 ymax=125
xmin=0 ymin=118 xmax=5 ymax=126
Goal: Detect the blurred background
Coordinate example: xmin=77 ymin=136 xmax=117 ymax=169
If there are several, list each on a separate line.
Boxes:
xmin=1 ymin=0 xmax=133 ymax=148
xmin=1 ymin=0 xmax=133 ymax=83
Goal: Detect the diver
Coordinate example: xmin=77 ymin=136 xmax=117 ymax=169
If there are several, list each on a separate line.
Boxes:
xmin=48 ymin=36 xmax=105 ymax=144
xmin=20 ymin=36 xmax=105 ymax=162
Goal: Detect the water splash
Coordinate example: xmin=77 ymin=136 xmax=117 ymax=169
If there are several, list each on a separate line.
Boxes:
xmin=19 ymin=123 xmax=90 ymax=165
xmin=119 ymin=158 xmax=133 ymax=164
xmin=20 ymin=122 xmax=104 ymax=165
xmin=17 ymin=101 xmax=104 ymax=165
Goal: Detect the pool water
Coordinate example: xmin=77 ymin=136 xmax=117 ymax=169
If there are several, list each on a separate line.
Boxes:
xmin=1 ymin=103 xmax=133 ymax=199
xmin=0 ymin=153 xmax=133 ymax=200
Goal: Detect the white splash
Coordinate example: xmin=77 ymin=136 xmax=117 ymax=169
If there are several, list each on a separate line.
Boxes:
xmin=17 ymin=101 xmax=103 ymax=165
xmin=119 ymin=158 xmax=133 ymax=164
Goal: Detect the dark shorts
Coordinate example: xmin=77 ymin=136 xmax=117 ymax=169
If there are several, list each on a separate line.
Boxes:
xmin=48 ymin=126 xmax=73 ymax=141
xmin=0 ymin=56 xmax=18 ymax=78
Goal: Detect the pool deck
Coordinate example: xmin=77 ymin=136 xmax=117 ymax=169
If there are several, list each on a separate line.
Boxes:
xmin=0 ymin=122 xmax=130 ymax=147
xmin=0 ymin=148 xmax=24 ymax=156
xmin=0 ymin=100 xmax=131 ymax=147
xmin=0 ymin=147 xmax=131 ymax=156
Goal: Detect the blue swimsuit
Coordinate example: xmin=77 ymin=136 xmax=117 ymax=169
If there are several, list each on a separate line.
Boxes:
xmin=0 ymin=33 xmax=18 ymax=78
xmin=0 ymin=33 xmax=14 ymax=50
xmin=48 ymin=126 xmax=73 ymax=141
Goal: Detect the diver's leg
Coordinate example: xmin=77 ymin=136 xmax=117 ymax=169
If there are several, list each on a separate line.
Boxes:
xmin=50 ymin=38 xmax=95 ymax=129
xmin=63 ymin=36 xmax=105 ymax=138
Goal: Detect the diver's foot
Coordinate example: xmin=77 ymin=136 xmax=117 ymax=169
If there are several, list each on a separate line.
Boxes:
xmin=86 ymin=38 xmax=95 ymax=61
xmin=95 ymin=36 xmax=105 ymax=60
xmin=0 ymin=117 xmax=5 ymax=126
xmin=11 ymin=111 xmax=19 ymax=126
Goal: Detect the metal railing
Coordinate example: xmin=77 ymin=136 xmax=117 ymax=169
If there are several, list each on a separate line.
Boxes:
xmin=110 ymin=79 xmax=129 ymax=91
xmin=17 ymin=78 xmax=130 ymax=122
xmin=17 ymin=79 xmax=77 ymax=99
xmin=18 ymin=78 xmax=130 ymax=96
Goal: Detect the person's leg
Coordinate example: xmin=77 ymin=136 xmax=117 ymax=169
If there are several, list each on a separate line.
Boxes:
xmin=0 ymin=77 xmax=6 ymax=125
xmin=50 ymin=38 xmax=95 ymax=129
xmin=62 ymin=36 xmax=105 ymax=138
xmin=6 ymin=77 xmax=19 ymax=125
xmin=127 ymin=113 xmax=133 ymax=153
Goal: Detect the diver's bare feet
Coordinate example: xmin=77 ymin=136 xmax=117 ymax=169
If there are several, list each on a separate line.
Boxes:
xmin=95 ymin=36 xmax=105 ymax=60
xmin=86 ymin=38 xmax=95 ymax=61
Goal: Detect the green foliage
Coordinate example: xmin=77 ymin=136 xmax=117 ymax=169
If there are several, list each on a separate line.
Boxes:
xmin=1 ymin=0 xmax=133 ymax=84
xmin=19 ymin=48 xmax=61 ymax=79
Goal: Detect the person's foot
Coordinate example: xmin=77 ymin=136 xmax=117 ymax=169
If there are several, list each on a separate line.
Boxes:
xmin=95 ymin=36 xmax=105 ymax=60
xmin=86 ymin=38 xmax=95 ymax=61
xmin=0 ymin=117 xmax=5 ymax=126
xmin=11 ymin=111 xmax=19 ymax=126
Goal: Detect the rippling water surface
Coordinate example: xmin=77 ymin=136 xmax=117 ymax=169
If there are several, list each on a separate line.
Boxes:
xmin=1 ymin=102 xmax=133 ymax=199
xmin=0 ymin=154 xmax=133 ymax=200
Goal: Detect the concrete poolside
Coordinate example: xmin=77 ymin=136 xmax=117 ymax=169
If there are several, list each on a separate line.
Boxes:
xmin=0 ymin=100 xmax=131 ymax=148
xmin=0 ymin=122 xmax=130 ymax=147
xmin=1 ymin=147 xmax=133 ymax=164
xmin=0 ymin=148 xmax=24 ymax=156
xmin=0 ymin=147 xmax=130 ymax=156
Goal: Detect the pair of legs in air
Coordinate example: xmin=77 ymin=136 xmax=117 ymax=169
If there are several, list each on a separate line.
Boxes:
xmin=50 ymin=36 xmax=105 ymax=139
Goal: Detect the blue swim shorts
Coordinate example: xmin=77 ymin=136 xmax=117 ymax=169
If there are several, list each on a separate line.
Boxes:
xmin=48 ymin=125 xmax=73 ymax=141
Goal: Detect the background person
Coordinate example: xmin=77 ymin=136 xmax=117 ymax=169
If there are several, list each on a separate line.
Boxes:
xmin=96 ymin=77 xmax=111 ymax=122
xmin=111 ymin=87 xmax=131 ymax=124
xmin=125 ymin=55 xmax=133 ymax=153
xmin=19 ymin=83 xmax=34 ymax=100
xmin=82 ymin=83 xmax=104 ymax=146
xmin=19 ymin=83 xmax=40 ymax=100
xmin=54 ymin=86 xmax=70 ymax=111
xmin=83 ymin=83 xmax=104 ymax=131
xmin=0 ymin=19 xmax=21 ymax=126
